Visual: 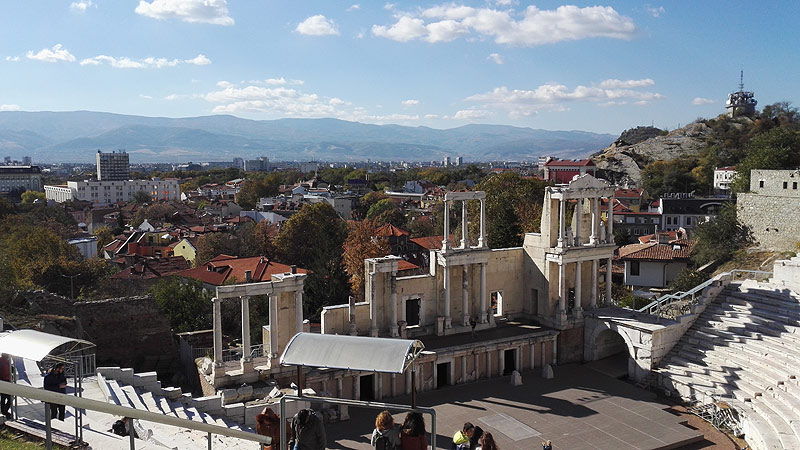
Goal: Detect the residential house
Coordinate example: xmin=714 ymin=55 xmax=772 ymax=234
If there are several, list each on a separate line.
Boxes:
xmin=171 ymin=237 xmax=198 ymax=266
xmin=543 ymin=159 xmax=597 ymax=184
xmin=375 ymin=223 xmax=411 ymax=257
xmin=178 ymin=254 xmax=309 ymax=288
xmin=618 ymin=233 xmax=695 ymax=288
xmin=713 ymin=166 xmax=737 ymax=192
xmin=656 ymin=193 xmax=732 ymax=233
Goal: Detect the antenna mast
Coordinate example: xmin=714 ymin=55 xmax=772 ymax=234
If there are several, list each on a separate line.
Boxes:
xmin=739 ymin=69 xmax=744 ymax=91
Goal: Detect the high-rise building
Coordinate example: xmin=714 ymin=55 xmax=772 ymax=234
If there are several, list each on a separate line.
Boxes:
xmin=22 ymin=156 xmax=31 ymax=165
xmin=244 ymin=157 xmax=269 ymax=172
xmin=96 ymin=150 xmax=130 ymax=181
xmin=3 ymin=156 xmax=10 ymax=164
xmin=233 ymin=157 xmax=244 ymax=169
xmin=456 ymin=156 xmax=463 ymax=166
xmin=443 ymin=156 xmax=451 ymax=167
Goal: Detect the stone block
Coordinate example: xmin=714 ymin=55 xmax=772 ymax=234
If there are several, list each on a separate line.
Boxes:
xmin=96 ymin=366 xmax=121 ymax=379
xmin=223 ymin=403 xmax=245 ymax=423
xmin=118 ymin=368 xmax=134 ymax=385
xmin=200 ymin=358 xmax=213 ymax=376
xmin=132 ymin=371 xmax=158 ymax=388
xmin=161 ymin=386 xmax=183 ymax=401
xmin=510 ymin=370 xmax=523 ymax=386
xmin=220 ymin=388 xmax=239 ymax=405
xmin=541 ymin=364 xmax=554 ymax=379
xmin=237 ymin=384 xmax=254 ymax=398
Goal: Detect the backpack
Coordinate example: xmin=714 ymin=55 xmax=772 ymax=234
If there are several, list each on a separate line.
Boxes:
xmin=112 ymin=420 xmax=127 ymax=436
xmin=374 ymin=434 xmax=393 ymax=450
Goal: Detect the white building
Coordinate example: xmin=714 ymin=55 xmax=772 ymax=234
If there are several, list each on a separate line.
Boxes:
xmin=96 ymin=150 xmax=130 ymax=181
xmin=45 ymin=179 xmax=180 ymax=206
xmin=68 ymin=236 xmax=98 ymax=259
xmin=713 ymin=166 xmax=737 ymax=192
xmin=0 ymin=166 xmax=42 ymax=193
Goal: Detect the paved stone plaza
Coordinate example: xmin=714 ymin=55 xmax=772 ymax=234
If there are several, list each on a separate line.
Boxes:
xmin=325 ymin=365 xmax=704 ymax=450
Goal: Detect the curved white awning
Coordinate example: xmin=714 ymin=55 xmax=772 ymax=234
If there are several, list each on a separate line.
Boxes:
xmin=280 ymin=332 xmax=424 ymax=374
xmin=0 ymin=329 xmax=95 ymax=362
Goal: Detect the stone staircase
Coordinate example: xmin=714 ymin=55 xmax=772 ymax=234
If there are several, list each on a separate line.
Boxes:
xmin=656 ymin=281 xmax=800 ymax=450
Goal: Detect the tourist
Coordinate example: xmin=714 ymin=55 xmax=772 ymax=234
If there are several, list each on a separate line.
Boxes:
xmin=43 ymin=362 xmax=67 ymax=421
xmin=371 ymin=410 xmax=401 ymax=450
xmin=111 ymin=417 xmax=138 ymax=438
xmin=0 ymin=353 xmax=12 ymax=419
xmin=542 ymin=439 xmax=552 ymax=450
xmin=478 ymin=432 xmax=498 ymax=450
xmin=470 ymin=316 xmax=478 ymax=338
xmin=400 ymin=411 xmax=427 ymax=450
xmin=288 ymin=408 xmax=326 ymax=450
xmin=255 ymin=407 xmax=284 ymax=450
xmin=452 ymin=422 xmax=480 ymax=450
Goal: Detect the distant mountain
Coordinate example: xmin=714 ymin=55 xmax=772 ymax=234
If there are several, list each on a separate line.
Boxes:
xmin=0 ymin=111 xmax=615 ymax=163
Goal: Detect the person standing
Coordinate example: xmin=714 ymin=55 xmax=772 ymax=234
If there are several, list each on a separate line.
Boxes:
xmin=371 ymin=410 xmax=401 ymax=450
xmin=0 ymin=353 xmax=12 ymax=419
xmin=288 ymin=408 xmax=326 ymax=450
xmin=400 ymin=412 xmax=427 ymax=450
xmin=43 ymin=363 xmax=67 ymax=421
xmin=479 ymin=432 xmax=498 ymax=450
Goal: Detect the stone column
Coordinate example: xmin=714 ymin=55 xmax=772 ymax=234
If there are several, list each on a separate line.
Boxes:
xmin=375 ymin=373 xmax=382 ymax=400
xmin=480 ymin=262 xmax=488 ymax=323
xmin=486 ymin=351 xmax=492 ymax=379
xmin=541 ymin=342 xmax=546 ymax=367
xmin=353 ymin=375 xmax=360 ymax=400
xmin=241 ymin=296 xmax=251 ymax=362
xmin=443 ymin=265 xmax=452 ymax=328
xmin=473 ymin=353 xmax=479 ymax=381
xmin=461 ymin=265 xmax=470 ymax=326
xmin=478 ymin=198 xmax=486 ymax=248
xmin=574 ymin=261 xmax=583 ymax=319
xmin=369 ymin=270 xmax=378 ymax=337
xmin=460 ymin=200 xmax=468 ymax=249
xmin=590 ymin=197 xmax=599 ymax=244
xmin=591 ymin=259 xmax=598 ymax=308
xmin=212 ymin=297 xmax=223 ymax=366
xmin=337 ymin=377 xmax=349 ymax=420
xmin=530 ymin=343 xmax=536 ymax=370
xmin=558 ymin=262 xmax=566 ymax=313
xmin=442 ymin=200 xmax=450 ymax=251
xmin=558 ymin=198 xmax=565 ymax=247
xmin=461 ymin=356 xmax=467 ymax=384
xmin=295 ymin=290 xmax=304 ymax=334
xmin=268 ymin=293 xmax=279 ymax=361
xmin=499 ymin=349 xmax=505 ymax=375
xmin=607 ymin=196 xmax=615 ymax=242
xmin=574 ymin=198 xmax=582 ymax=246
xmin=390 ymin=272 xmax=399 ymax=337
xmin=405 ymin=369 xmax=412 ymax=395
xmin=391 ymin=374 xmax=397 ymax=397
xmin=552 ymin=339 xmax=558 ymax=366
xmin=606 ymin=257 xmax=613 ymax=306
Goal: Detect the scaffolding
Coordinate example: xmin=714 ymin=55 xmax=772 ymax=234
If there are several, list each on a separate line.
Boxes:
xmin=688 ymin=401 xmax=743 ymax=437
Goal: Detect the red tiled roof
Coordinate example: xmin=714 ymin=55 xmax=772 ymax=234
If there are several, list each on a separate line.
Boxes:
xmin=375 ymin=223 xmax=410 ymax=237
xmin=410 ymin=235 xmax=455 ymax=250
xmin=618 ymin=241 xmax=695 ymax=262
xmin=716 ymin=166 xmax=737 ymax=171
xmin=614 ymin=188 xmax=643 ymax=198
xmin=179 ymin=255 xmax=308 ymax=286
xmin=544 ymin=159 xmax=595 ymax=167
xmin=397 ymin=260 xmax=419 ymax=271
xmin=111 ymin=256 xmax=190 ymax=280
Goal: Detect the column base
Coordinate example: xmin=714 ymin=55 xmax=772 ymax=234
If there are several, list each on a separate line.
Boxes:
xmin=479 ymin=312 xmax=488 ymax=324
xmin=369 ymin=327 xmax=379 ymax=337
xmin=444 ymin=317 xmax=452 ymax=329
xmin=462 ymin=315 xmax=470 ymax=327
xmin=390 ymin=326 xmax=399 ymax=338
xmin=555 ymin=310 xmax=567 ymax=327
xmin=240 ymin=358 xmax=254 ymax=373
xmin=348 ymin=324 xmax=357 ymax=336
xmin=573 ymin=307 xmax=583 ymax=320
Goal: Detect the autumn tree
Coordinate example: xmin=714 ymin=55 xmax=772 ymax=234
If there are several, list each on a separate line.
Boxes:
xmin=343 ymin=219 xmax=390 ymax=299
xmin=132 ymin=190 xmax=152 ymax=204
xmin=94 ymin=225 xmax=115 ymax=249
xmin=476 ymin=172 xmax=551 ymax=248
xmin=195 ymin=232 xmax=239 ymax=265
xmin=20 ymin=190 xmax=46 ymax=204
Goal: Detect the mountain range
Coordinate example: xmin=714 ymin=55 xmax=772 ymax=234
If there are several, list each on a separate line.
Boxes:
xmin=0 ymin=111 xmax=616 ymax=163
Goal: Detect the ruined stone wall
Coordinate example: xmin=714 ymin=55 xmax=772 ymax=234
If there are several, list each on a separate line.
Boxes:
xmin=738 ymin=192 xmax=800 ymax=251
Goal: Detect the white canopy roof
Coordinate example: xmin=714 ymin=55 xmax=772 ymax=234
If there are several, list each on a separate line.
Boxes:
xmin=0 ymin=330 xmax=95 ymax=362
xmin=280 ymin=333 xmax=424 ymax=374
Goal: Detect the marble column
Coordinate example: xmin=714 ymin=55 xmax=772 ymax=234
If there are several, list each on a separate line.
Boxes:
xmin=607 ymin=196 xmax=615 ymax=242
xmin=558 ymin=198 xmax=566 ymax=247
xmin=460 ymin=200 xmax=468 ymax=249
xmin=405 ymin=369 xmax=412 ymax=395
xmin=391 ymin=374 xmax=397 ymax=397
xmin=558 ymin=262 xmax=566 ymax=314
xmin=552 ymin=339 xmax=558 ymax=366
xmin=369 ymin=270 xmax=378 ymax=337
xmin=294 ymin=290 xmax=304 ymax=334
xmin=478 ymin=198 xmax=486 ymax=248
xmin=530 ymin=344 xmax=536 ymax=370
xmin=473 ymin=353 xmax=480 ymax=381
xmin=606 ymin=257 xmax=613 ymax=306
xmin=212 ymin=297 xmax=223 ymax=366
xmin=574 ymin=261 xmax=583 ymax=319
xmin=486 ymin=351 xmax=492 ymax=379
xmin=443 ymin=265 xmax=452 ymax=328
xmin=575 ymin=198 xmax=582 ymax=246
xmin=268 ymin=293 xmax=279 ymax=360
xmin=390 ymin=272 xmax=399 ymax=337
xmin=499 ymin=349 xmax=505 ymax=375
xmin=461 ymin=356 xmax=467 ymax=384
xmin=461 ymin=265 xmax=470 ymax=326
xmin=353 ymin=375 xmax=360 ymax=400
xmin=442 ymin=200 xmax=450 ymax=251
xmin=590 ymin=197 xmax=599 ymax=244
xmin=337 ymin=377 xmax=349 ymax=420
xmin=241 ymin=296 xmax=251 ymax=362
xmin=479 ymin=262 xmax=488 ymax=323
xmin=591 ymin=259 xmax=598 ymax=308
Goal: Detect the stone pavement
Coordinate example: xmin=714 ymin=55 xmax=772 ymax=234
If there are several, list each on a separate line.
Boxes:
xmin=325 ymin=364 xmax=703 ymax=450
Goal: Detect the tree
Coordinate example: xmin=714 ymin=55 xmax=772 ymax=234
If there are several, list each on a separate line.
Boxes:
xmin=487 ymin=202 xmax=522 ymax=248
xmin=237 ymin=174 xmax=282 ymax=209
xmin=476 ymin=172 xmax=550 ymax=248
xmin=614 ymin=228 xmax=634 ymax=247
xmin=366 ymin=198 xmax=405 ymax=227
xmin=94 ymin=225 xmax=114 ymax=249
xmin=669 ymin=269 xmax=709 ymax=293
xmin=132 ymin=190 xmax=151 ymax=204
xmin=274 ymin=203 xmax=349 ymax=317
xmin=195 ymin=232 xmax=239 ymax=265
xmin=356 ymin=192 xmax=389 ymax=219
xmin=20 ymin=190 xmax=46 ymax=204
xmin=692 ymin=204 xmax=751 ymax=264
xmin=151 ymin=278 xmax=212 ymax=332
xmin=252 ymin=221 xmax=279 ymax=259
xmin=343 ymin=219 xmax=390 ymax=299
xmin=732 ymin=127 xmax=800 ymax=192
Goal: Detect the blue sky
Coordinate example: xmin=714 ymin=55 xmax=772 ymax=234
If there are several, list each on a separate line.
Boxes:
xmin=1 ymin=1 xmax=798 ymax=134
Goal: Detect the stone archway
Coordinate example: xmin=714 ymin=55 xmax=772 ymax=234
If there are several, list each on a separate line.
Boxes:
xmin=584 ymin=320 xmax=640 ymax=380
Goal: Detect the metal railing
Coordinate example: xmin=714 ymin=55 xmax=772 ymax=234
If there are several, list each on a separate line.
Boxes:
xmin=280 ymin=394 xmax=437 ymax=450
xmin=636 ymin=269 xmax=773 ymax=317
xmin=0 ymin=380 xmax=270 ymax=450
xmin=196 ymin=345 xmax=267 ymax=363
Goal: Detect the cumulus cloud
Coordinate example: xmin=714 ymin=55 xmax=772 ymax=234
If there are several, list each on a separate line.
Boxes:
xmin=647 ymin=6 xmax=665 ymax=17
xmin=70 ymin=1 xmax=95 ymax=13
xmin=373 ymin=4 xmax=636 ymax=46
xmin=264 ymin=77 xmax=304 ymax=86
xmin=692 ymin=97 xmax=715 ymax=105
xmin=453 ymin=109 xmax=491 ymax=120
xmin=0 ymin=104 xmax=20 ymax=111
xmin=139 ymin=94 xmax=153 ymax=100
xmin=5 ymin=56 xmax=20 ymax=62
xmin=296 ymin=15 xmax=339 ymax=36
xmin=347 ymin=4 xmax=360 ymax=11
xmin=26 ymin=44 xmax=76 ymax=63
xmin=402 ymin=99 xmax=420 ymax=106
xmin=465 ymin=78 xmax=662 ymax=118
xmin=135 ymin=0 xmax=234 ymax=25
xmin=487 ymin=53 xmax=503 ymax=64
xmin=80 ymin=53 xmax=211 ymax=68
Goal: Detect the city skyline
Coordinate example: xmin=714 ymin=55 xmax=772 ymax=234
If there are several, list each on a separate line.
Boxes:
xmin=2 ymin=1 xmax=799 ymax=134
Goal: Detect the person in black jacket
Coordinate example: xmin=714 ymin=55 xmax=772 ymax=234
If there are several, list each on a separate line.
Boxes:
xmin=288 ymin=408 xmax=326 ymax=450
xmin=43 ymin=363 xmax=67 ymax=421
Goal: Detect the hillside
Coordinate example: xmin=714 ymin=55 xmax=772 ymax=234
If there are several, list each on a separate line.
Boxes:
xmin=0 ymin=111 xmax=615 ymax=163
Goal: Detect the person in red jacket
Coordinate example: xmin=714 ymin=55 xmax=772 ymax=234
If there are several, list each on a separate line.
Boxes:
xmin=400 ymin=412 xmax=427 ymax=450
xmin=0 ymin=353 xmax=12 ymax=419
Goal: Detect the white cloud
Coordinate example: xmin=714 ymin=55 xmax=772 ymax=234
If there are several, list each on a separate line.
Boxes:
xmin=5 ymin=56 xmax=20 ymax=62
xmin=264 ymin=77 xmax=304 ymax=86
xmin=26 ymin=44 xmax=76 ymax=63
xmin=692 ymin=97 xmax=715 ymax=105
xmin=384 ymin=3 xmax=395 ymax=10
xmin=373 ymin=4 xmax=636 ymax=46
xmin=139 ymin=94 xmax=153 ymax=100
xmin=185 ymin=54 xmax=211 ymax=65
xmin=401 ymin=99 xmax=419 ymax=106
xmin=347 ymin=4 xmax=360 ymax=11
xmin=487 ymin=53 xmax=503 ymax=64
xmin=465 ymin=79 xmax=663 ymax=118
xmin=80 ymin=53 xmax=211 ymax=69
xmin=453 ymin=109 xmax=491 ymax=120
xmin=70 ymin=1 xmax=95 ymax=13
xmin=296 ymin=15 xmax=339 ymax=36
xmin=0 ymin=104 xmax=20 ymax=111
xmin=135 ymin=0 xmax=234 ymax=26
xmin=647 ymin=6 xmax=665 ymax=18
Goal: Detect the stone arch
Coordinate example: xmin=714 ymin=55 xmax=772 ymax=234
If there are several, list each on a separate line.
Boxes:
xmin=584 ymin=320 xmax=638 ymax=379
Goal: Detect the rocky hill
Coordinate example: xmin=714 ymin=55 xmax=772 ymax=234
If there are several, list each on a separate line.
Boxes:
xmin=593 ymin=122 xmax=714 ymax=186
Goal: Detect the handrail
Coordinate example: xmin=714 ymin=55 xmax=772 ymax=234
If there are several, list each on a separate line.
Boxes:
xmin=636 ymin=269 xmax=773 ymax=316
xmin=0 ymin=380 xmax=270 ymax=445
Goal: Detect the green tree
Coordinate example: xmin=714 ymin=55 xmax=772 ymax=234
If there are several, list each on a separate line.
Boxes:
xmin=488 ymin=203 xmax=522 ymax=248
xmin=195 ymin=232 xmax=239 ymax=265
xmin=236 ymin=174 xmax=282 ymax=210
xmin=342 ymin=219 xmax=390 ymax=299
xmin=732 ymin=127 xmax=800 ymax=192
xmin=692 ymin=204 xmax=751 ymax=264
xmin=366 ymin=198 xmax=406 ymax=227
xmin=614 ymin=228 xmax=634 ymax=247
xmin=669 ymin=269 xmax=710 ymax=293
xmin=477 ymin=172 xmax=550 ymax=248
xmin=274 ymin=202 xmax=349 ymax=317
xmin=20 ymin=190 xmax=46 ymax=204
xmin=151 ymin=278 xmax=212 ymax=332
xmin=132 ymin=190 xmax=152 ymax=204
xmin=94 ymin=225 xmax=114 ymax=249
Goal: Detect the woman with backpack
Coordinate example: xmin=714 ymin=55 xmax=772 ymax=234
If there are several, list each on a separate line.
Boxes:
xmin=400 ymin=412 xmax=427 ymax=450
xmin=371 ymin=410 xmax=401 ymax=450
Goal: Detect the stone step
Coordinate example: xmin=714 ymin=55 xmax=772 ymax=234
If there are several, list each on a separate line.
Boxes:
xmin=751 ymin=398 xmax=800 ymax=449
xmin=106 ymin=379 xmax=135 ymax=408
